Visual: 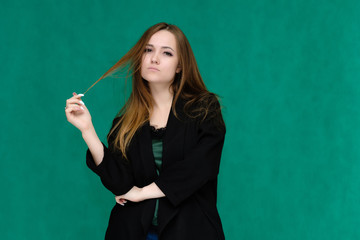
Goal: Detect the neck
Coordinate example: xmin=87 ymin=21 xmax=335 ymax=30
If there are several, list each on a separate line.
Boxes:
xmin=149 ymin=83 xmax=174 ymax=110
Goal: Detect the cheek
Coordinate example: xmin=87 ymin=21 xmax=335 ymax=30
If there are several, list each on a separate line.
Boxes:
xmin=140 ymin=55 xmax=146 ymax=67
xmin=166 ymin=59 xmax=179 ymax=73
xmin=140 ymin=63 xmax=146 ymax=78
xmin=140 ymin=56 xmax=147 ymax=74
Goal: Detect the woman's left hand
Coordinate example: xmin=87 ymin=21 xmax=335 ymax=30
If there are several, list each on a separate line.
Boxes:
xmin=115 ymin=186 xmax=144 ymax=205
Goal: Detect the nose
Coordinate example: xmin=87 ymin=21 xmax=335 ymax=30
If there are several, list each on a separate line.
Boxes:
xmin=151 ymin=52 xmax=159 ymax=64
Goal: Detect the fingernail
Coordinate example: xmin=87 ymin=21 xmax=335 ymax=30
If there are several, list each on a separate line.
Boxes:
xmin=78 ymin=94 xmax=84 ymax=97
xmin=80 ymin=106 xmax=84 ymax=110
xmin=79 ymin=101 xmax=85 ymax=105
xmin=73 ymin=92 xmax=77 ymax=96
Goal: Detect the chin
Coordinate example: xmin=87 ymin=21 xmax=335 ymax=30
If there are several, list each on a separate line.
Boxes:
xmin=145 ymin=79 xmax=173 ymax=86
xmin=143 ymin=76 xmax=159 ymax=82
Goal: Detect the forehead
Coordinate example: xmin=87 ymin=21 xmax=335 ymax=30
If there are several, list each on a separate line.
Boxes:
xmin=147 ymin=30 xmax=177 ymax=50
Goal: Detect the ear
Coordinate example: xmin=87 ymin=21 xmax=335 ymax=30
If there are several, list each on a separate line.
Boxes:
xmin=176 ymin=65 xmax=182 ymax=73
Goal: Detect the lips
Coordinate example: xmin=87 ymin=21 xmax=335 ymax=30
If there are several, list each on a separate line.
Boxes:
xmin=148 ymin=67 xmax=160 ymax=71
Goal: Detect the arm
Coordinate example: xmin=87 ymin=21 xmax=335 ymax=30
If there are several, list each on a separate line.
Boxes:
xmin=115 ymin=183 xmax=165 ymax=204
xmin=86 ymin=117 xmax=134 ymax=196
xmin=65 ymin=93 xmax=134 ymax=196
xmin=82 ymin=125 xmax=103 ymax=166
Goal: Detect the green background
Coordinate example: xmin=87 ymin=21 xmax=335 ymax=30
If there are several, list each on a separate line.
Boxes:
xmin=1 ymin=0 xmax=360 ymax=239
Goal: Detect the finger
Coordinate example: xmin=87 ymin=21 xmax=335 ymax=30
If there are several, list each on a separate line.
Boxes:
xmin=72 ymin=92 xmax=84 ymax=96
xmin=68 ymin=102 xmax=85 ymax=109
xmin=66 ymin=99 xmax=86 ymax=107
xmin=115 ymin=198 xmax=125 ymax=206
xmin=73 ymin=92 xmax=84 ymax=98
xmin=68 ymin=93 xmax=85 ymax=102
xmin=68 ymin=96 xmax=84 ymax=104
xmin=65 ymin=105 xmax=84 ymax=113
xmin=115 ymin=196 xmax=127 ymax=203
xmin=115 ymin=196 xmax=125 ymax=201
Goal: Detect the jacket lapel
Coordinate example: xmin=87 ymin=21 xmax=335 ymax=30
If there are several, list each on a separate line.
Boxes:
xmin=158 ymin=97 xmax=187 ymax=233
xmin=162 ymin=97 xmax=186 ymax=168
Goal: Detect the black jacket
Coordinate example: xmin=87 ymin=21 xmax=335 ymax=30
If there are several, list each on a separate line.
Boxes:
xmin=86 ymin=96 xmax=226 ymax=240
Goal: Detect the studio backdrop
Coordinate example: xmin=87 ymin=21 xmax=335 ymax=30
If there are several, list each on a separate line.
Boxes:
xmin=1 ymin=0 xmax=360 ymax=239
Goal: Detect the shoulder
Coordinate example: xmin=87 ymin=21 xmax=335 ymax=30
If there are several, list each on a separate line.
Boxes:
xmin=110 ymin=115 xmax=123 ymax=131
xmin=112 ymin=115 xmax=123 ymax=127
xmin=179 ymin=92 xmax=226 ymax=133
xmin=106 ymin=115 xmax=123 ymax=141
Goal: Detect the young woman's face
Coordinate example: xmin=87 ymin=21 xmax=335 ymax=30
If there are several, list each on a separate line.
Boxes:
xmin=141 ymin=30 xmax=181 ymax=86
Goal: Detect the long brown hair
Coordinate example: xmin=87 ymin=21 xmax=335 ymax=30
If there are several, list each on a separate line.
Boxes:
xmin=87 ymin=22 xmax=223 ymax=158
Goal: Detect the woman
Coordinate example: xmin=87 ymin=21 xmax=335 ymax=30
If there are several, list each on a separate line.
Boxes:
xmin=65 ymin=22 xmax=226 ymax=240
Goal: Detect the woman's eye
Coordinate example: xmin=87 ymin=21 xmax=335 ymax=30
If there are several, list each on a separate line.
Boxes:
xmin=144 ymin=48 xmax=152 ymax=53
xmin=164 ymin=52 xmax=173 ymax=56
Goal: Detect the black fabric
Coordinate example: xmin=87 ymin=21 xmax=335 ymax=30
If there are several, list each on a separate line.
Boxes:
xmin=86 ymin=96 xmax=226 ymax=240
xmin=150 ymin=125 xmax=166 ymax=139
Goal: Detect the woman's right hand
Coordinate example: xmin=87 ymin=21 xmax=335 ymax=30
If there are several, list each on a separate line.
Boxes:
xmin=65 ymin=92 xmax=93 ymax=133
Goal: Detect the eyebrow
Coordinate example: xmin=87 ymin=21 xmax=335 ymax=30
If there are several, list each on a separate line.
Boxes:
xmin=146 ymin=44 xmax=175 ymax=52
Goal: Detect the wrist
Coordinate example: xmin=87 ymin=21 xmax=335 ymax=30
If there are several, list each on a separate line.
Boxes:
xmin=142 ymin=183 xmax=165 ymax=200
xmin=81 ymin=124 xmax=95 ymax=136
xmin=139 ymin=187 xmax=146 ymax=201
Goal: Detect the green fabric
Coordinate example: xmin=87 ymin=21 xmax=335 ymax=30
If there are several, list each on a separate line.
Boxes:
xmin=151 ymin=138 xmax=163 ymax=226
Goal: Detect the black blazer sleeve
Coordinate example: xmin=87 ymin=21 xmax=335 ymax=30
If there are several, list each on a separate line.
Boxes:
xmin=86 ymin=117 xmax=134 ymax=196
xmin=155 ymin=100 xmax=226 ymax=207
